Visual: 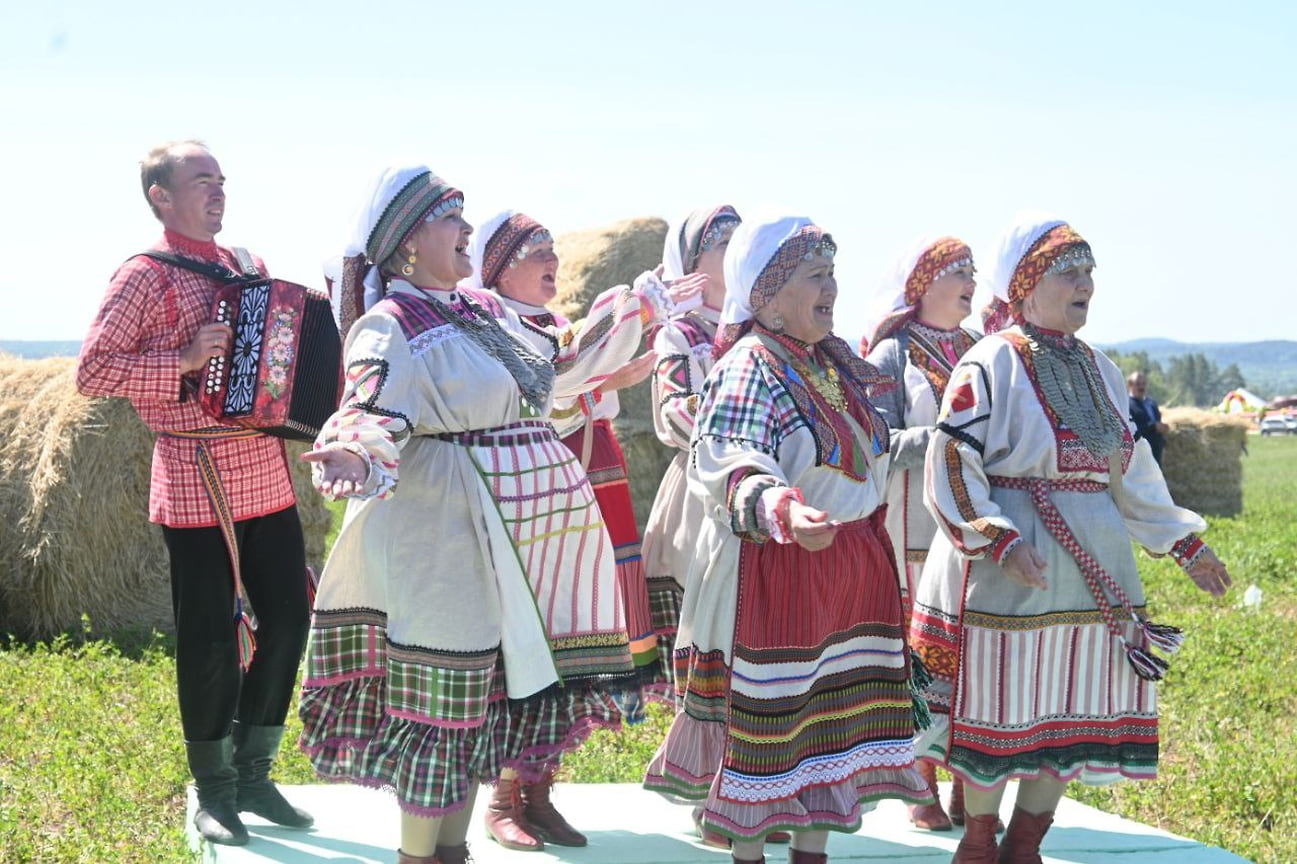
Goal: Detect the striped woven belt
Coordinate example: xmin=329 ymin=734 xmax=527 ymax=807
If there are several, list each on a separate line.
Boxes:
xmin=986 ymin=473 xmax=1182 ymax=681
xmin=989 ymin=475 xmax=1107 ymax=494
xmin=431 ymin=419 xmax=554 ymax=449
xmin=162 ymin=426 xmax=264 ymax=671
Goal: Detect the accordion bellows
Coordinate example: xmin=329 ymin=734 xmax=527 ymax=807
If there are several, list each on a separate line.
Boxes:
xmin=201 ymin=279 xmax=343 ymax=441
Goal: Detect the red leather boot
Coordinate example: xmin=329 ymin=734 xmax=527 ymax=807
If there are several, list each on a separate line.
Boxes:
xmin=483 ymin=775 xmax=543 ymax=851
xmin=951 ymin=812 xmax=1000 ymax=863
xmin=908 ymin=759 xmax=953 ymax=830
xmin=950 ymin=777 xmax=1004 ymax=832
xmin=996 ymin=807 xmax=1054 ymax=864
xmin=520 ymin=772 xmax=587 ymax=847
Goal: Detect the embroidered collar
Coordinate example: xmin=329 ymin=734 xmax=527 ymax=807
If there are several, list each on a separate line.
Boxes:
xmin=164 ymin=228 xmax=221 ymax=262
xmin=911 ymin=319 xmax=965 ymax=340
xmin=388 ymin=278 xmax=460 ymax=306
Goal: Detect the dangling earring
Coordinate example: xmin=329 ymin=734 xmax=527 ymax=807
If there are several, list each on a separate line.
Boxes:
xmin=401 ymin=249 xmax=417 ymax=277
xmin=771 ymin=313 xmax=785 ymax=331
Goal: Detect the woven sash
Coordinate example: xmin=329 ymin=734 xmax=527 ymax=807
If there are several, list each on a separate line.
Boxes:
xmin=162 ymin=426 xmax=264 ymax=671
xmin=988 ymin=474 xmax=1183 ymax=681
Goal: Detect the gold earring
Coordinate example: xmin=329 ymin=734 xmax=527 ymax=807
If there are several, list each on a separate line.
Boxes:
xmin=401 ymin=250 xmax=416 ymax=277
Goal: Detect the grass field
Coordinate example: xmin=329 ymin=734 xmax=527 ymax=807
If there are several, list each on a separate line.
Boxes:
xmin=2 ymin=437 xmax=1294 ymax=863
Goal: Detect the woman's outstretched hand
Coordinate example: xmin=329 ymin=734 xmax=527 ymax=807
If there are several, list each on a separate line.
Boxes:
xmin=1187 ymin=547 xmax=1231 ymax=597
xmin=301 ymin=447 xmax=368 ymax=500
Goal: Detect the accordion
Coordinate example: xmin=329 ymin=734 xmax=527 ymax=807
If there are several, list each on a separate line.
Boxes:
xmin=200 ymin=279 xmax=343 ymax=441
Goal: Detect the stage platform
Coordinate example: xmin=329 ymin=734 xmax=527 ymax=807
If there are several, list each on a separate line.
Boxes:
xmin=187 ymin=781 xmax=1252 ymax=863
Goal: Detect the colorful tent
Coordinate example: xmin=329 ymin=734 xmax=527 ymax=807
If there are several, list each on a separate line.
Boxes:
xmin=1217 ymin=388 xmax=1268 ymax=413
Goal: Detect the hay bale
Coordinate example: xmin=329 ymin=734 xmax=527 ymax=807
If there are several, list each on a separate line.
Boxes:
xmin=1159 ymin=406 xmax=1248 ymax=517
xmin=0 ymin=354 xmax=331 ymax=640
xmin=554 ymin=218 xmax=671 ymax=531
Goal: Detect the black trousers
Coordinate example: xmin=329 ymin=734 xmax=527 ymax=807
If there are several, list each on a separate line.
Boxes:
xmin=161 ymin=505 xmax=310 ymax=742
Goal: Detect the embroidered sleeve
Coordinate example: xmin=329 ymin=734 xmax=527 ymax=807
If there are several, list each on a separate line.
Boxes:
xmin=76 ymin=259 xmax=186 ymax=403
xmin=312 ymin=319 xmax=416 ymax=500
xmin=693 ymin=348 xmax=807 ymax=544
xmin=632 ymin=269 xmax=675 ymax=323
xmin=651 ymin=322 xmax=709 ymax=451
xmin=531 ymin=270 xmax=683 ymax=401
xmin=1170 ymin=534 xmax=1206 ymax=569
xmin=924 ymin=358 xmax=1023 ymax=561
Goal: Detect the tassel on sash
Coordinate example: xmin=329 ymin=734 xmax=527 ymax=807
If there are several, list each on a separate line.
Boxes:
xmin=989 ymin=475 xmax=1184 ymax=681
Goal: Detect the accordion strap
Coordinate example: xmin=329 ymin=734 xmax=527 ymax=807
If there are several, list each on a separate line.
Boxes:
xmin=133 ymin=246 xmax=261 ymax=284
xmin=162 ymin=425 xmax=265 ymax=672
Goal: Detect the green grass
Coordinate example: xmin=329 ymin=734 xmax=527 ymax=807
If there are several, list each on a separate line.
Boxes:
xmin=3 ymin=437 xmax=1295 ymax=862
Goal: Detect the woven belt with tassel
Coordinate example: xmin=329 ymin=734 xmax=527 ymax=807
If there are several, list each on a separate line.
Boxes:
xmin=162 ymin=426 xmax=265 ymax=672
xmin=988 ymin=475 xmax=1184 ymax=681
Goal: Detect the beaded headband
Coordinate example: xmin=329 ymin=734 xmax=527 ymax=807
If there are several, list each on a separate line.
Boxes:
xmin=689 ymin=209 xmax=741 ymax=273
xmin=1007 ymin=224 xmax=1092 ymax=303
xmin=751 ymin=226 xmax=836 ymax=313
xmin=481 ymin=213 xmax=550 ymax=289
xmin=366 ymin=170 xmax=462 ymax=265
xmin=904 ymin=237 xmax=973 ymax=305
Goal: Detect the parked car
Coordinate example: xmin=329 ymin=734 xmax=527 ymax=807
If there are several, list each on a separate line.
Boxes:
xmin=1259 ymin=416 xmax=1296 ymax=436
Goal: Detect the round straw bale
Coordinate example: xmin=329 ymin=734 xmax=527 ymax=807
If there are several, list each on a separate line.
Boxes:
xmin=1159 ymin=406 xmax=1248 ymax=517
xmin=553 ymin=218 xmax=671 ymax=531
xmin=0 ymin=353 xmax=331 ymax=640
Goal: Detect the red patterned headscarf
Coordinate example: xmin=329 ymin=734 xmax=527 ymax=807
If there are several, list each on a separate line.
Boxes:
xmin=868 ymin=235 xmax=972 ymax=347
xmin=982 ymin=215 xmax=1091 ymax=334
xmin=479 ymin=213 xmax=550 ymax=290
xmin=1007 ymin=224 xmax=1090 ymax=305
xmin=751 ymin=226 xmax=836 ymax=313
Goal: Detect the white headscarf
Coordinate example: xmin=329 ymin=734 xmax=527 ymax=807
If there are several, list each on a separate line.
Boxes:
xmin=720 ymin=213 xmax=815 ymax=329
xmin=861 ymin=234 xmax=943 ymax=348
xmin=661 ymin=205 xmax=741 ymax=281
xmin=987 ymin=212 xmax=1067 ymax=306
xmin=981 ymin=211 xmax=1069 ymax=334
xmin=460 ymin=209 xmax=515 ymax=292
xmin=327 ymin=163 xmax=459 ymax=334
xmin=863 ymin=234 xmax=975 ymax=347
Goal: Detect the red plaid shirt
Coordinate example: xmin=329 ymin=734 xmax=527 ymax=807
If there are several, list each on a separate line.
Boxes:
xmin=77 ymin=229 xmax=297 ymax=528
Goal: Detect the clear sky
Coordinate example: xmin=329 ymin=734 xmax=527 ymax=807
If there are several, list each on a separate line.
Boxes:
xmin=2 ymin=0 xmax=1294 ymax=347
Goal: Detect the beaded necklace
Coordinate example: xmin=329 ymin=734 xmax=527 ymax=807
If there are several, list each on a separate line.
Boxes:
xmin=783 ymin=339 xmax=848 ymax=412
xmin=1022 ymin=323 xmax=1125 ymax=459
xmin=412 ymin=286 xmax=555 ymax=411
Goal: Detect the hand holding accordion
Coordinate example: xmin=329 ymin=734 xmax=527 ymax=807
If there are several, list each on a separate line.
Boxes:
xmin=200 ymin=278 xmax=344 ymax=441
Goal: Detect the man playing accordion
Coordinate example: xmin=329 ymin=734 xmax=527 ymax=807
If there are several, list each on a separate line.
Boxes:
xmin=77 ymin=140 xmax=313 ymax=847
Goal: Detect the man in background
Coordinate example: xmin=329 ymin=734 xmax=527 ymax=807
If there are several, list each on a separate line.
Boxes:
xmin=1128 ymin=371 xmax=1169 ymax=465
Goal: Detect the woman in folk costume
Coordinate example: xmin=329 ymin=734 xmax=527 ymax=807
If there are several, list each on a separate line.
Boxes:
xmin=644 ymin=213 xmax=931 ymax=864
xmin=641 ymin=205 xmax=740 ymax=694
xmin=910 ymin=213 xmax=1231 ymax=864
xmin=300 ymin=166 xmax=653 ymax=864
xmin=862 ymin=236 xmax=982 ymax=832
xmin=643 ymin=206 xmax=798 ymax=851
xmin=459 ymin=207 xmax=703 ymax=851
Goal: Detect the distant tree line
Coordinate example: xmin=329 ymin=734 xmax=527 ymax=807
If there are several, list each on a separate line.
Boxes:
xmin=1107 ymin=350 xmax=1247 ymax=408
